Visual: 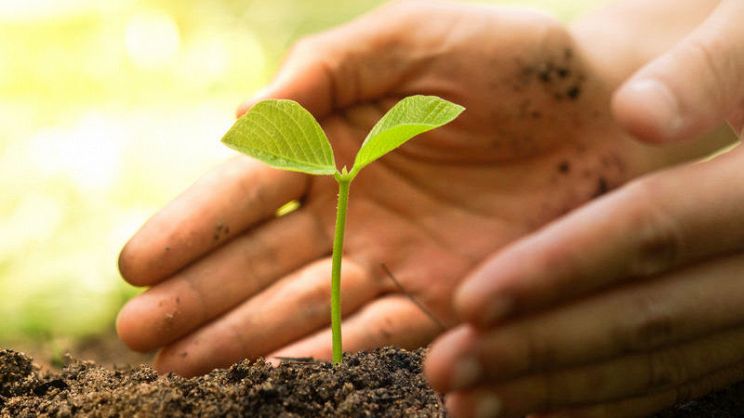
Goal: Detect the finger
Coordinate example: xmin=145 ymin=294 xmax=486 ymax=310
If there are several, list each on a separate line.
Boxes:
xmin=612 ymin=0 xmax=744 ymax=143
xmin=116 ymin=207 xmax=330 ymax=352
xmin=534 ymin=361 xmax=744 ymax=418
xmin=269 ymin=295 xmax=445 ymax=361
xmin=447 ymin=362 xmax=744 ymax=418
xmin=456 ymin=145 xmax=744 ymax=328
xmin=443 ymin=326 xmax=744 ymax=415
xmin=429 ymin=253 xmax=744 ymax=391
xmin=119 ymin=157 xmax=309 ymax=286
xmin=236 ymin=0 xmax=455 ymax=117
xmin=153 ymin=257 xmax=378 ymax=376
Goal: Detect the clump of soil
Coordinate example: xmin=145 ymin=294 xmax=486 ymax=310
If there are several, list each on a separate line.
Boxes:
xmin=1 ymin=347 xmax=445 ymax=417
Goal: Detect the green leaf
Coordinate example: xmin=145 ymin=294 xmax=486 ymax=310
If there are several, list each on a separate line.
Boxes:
xmin=351 ymin=95 xmax=464 ymax=174
xmin=222 ymin=99 xmax=336 ymax=175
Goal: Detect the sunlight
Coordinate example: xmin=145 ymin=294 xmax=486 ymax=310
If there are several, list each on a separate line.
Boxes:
xmin=0 ymin=0 xmax=90 ymax=21
xmin=28 ymin=113 xmax=123 ymax=192
xmin=124 ymin=10 xmax=181 ymax=70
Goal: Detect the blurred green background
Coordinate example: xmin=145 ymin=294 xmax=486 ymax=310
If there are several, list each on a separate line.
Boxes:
xmin=0 ymin=0 xmax=606 ymax=344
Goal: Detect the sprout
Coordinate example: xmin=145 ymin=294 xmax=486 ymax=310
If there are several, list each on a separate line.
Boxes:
xmin=222 ymin=95 xmax=464 ymax=363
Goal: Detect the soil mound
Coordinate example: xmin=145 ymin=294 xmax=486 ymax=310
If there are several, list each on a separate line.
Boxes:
xmin=1 ymin=347 xmax=444 ymax=417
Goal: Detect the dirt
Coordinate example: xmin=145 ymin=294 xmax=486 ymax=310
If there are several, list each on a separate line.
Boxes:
xmin=1 ymin=344 xmax=743 ymax=417
xmin=0 ymin=347 xmax=445 ymax=417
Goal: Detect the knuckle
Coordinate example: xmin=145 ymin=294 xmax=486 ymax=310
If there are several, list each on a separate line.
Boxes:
xmin=646 ymin=347 xmax=688 ymax=390
xmin=614 ymin=293 xmax=676 ymax=353
xmin=541 ymin=367 xmax=611 ymax=408
xmin=678 ymin=36 xmax=732 ymax=109
xmin=570 ymin=367 xmax=611 ymax=403
xmin=239 ymin=237 xmax=269 ymax=280
xmin=542 ymin=371 xmax=565 ymax=411
xmin=376 ymin=316 xmax=395 ymax=343
xmin=307 ymin=204 xmax=334 ymax=250
xmin=312 ymin=276 xmax=332 ymax=302
xmin=521 ymin=325 xmax=555 ymax=372
xmin=623 ymin=179 xmax=683 ymax=277
xmin=235 ymin=160 xmax=270 ymax=208
xmin=225 ymin=320 xmax=249 ymax=354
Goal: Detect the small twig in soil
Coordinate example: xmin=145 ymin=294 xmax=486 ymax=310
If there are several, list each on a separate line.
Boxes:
xmin=380 ymin=264 xmax=447 ymax=333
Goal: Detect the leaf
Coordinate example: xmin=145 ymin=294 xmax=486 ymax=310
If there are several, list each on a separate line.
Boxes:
xmin=351 ymin=95 xmax=464 ymax=174
xmin=222 ymin=99 xmax=336 ymax=175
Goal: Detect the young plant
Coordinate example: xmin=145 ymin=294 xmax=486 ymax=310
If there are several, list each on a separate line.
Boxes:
xmin=221 ymin=95 xmax=464 ymax=364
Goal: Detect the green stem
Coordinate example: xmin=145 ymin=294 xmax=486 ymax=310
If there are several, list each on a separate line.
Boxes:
xmin=331 ymin=174 xmax=352 ymax=364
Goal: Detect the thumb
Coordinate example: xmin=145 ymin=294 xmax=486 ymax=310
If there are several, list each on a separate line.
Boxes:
xmin=612 ymin=0 xmax=744 ymax=143
xmin=235 ymin=2 xmax=420 ymax=118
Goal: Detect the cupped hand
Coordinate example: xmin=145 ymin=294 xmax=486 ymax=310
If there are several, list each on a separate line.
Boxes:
xmin=426 ymin=145 xmax=744 ymax=417
xmin=117 ymin=1 xmax=696 ymax=377
xmin=426 ymin=1 xmax=744 ymax=416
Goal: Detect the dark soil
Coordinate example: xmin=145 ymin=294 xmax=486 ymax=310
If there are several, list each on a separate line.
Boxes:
xmin=1 ymin=347 xmax=445 ymax=417
xmin=2 ymin=345 xmax=743 ymax=417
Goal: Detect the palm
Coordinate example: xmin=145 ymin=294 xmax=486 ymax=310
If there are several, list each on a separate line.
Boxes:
xmin=305 ymin=89 xmax=625 ymax=339
xmin=117 ymin=3 xmax=670 ymax=376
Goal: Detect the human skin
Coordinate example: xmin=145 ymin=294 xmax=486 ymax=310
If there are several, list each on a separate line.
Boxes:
xmin=425 ymin=0 xmax=744 ymax=416
xmin=115 ymin=0 xmax=732 ymax=387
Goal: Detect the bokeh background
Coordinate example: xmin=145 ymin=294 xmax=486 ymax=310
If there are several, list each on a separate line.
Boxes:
xmin=0 ymin=0 xmax=607 ymax=346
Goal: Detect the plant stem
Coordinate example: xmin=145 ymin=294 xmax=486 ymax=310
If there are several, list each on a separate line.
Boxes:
xmin=331 ymin=175 xmax=352 ymax=364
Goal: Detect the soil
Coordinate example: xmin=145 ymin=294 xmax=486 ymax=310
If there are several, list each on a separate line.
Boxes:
xmin=1 ymin=344 xmax=743 ymax=417
xmin=1 ymin=347 xmax=444 ymax=417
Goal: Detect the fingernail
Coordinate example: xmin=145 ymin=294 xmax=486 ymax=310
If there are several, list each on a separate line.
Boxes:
xmin=475 ymin=394 xmax=502 ymax=418
xmin=624 ymin=78 xmax=683 ymax=140
xmin=451 ymin=357 xmax=481 ymax=390
xmin=482 ymin=297 xmax=512 ymax=326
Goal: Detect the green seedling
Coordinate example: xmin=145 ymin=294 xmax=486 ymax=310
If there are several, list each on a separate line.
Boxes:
xmin=222 ymin=95 xmax=464 ymax=364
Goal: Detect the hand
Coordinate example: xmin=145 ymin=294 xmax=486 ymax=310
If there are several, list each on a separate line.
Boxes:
xmin=425 ymin=1 xmax=744 ymax=416
xmin=613 ymin=0 xmax=744 ymax=143
xmin=117 ymin=1 xmax=703 ymax=377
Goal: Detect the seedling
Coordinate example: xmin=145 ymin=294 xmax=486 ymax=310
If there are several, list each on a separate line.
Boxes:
xmin=222 ymin=95 xmax=464 ymax=363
